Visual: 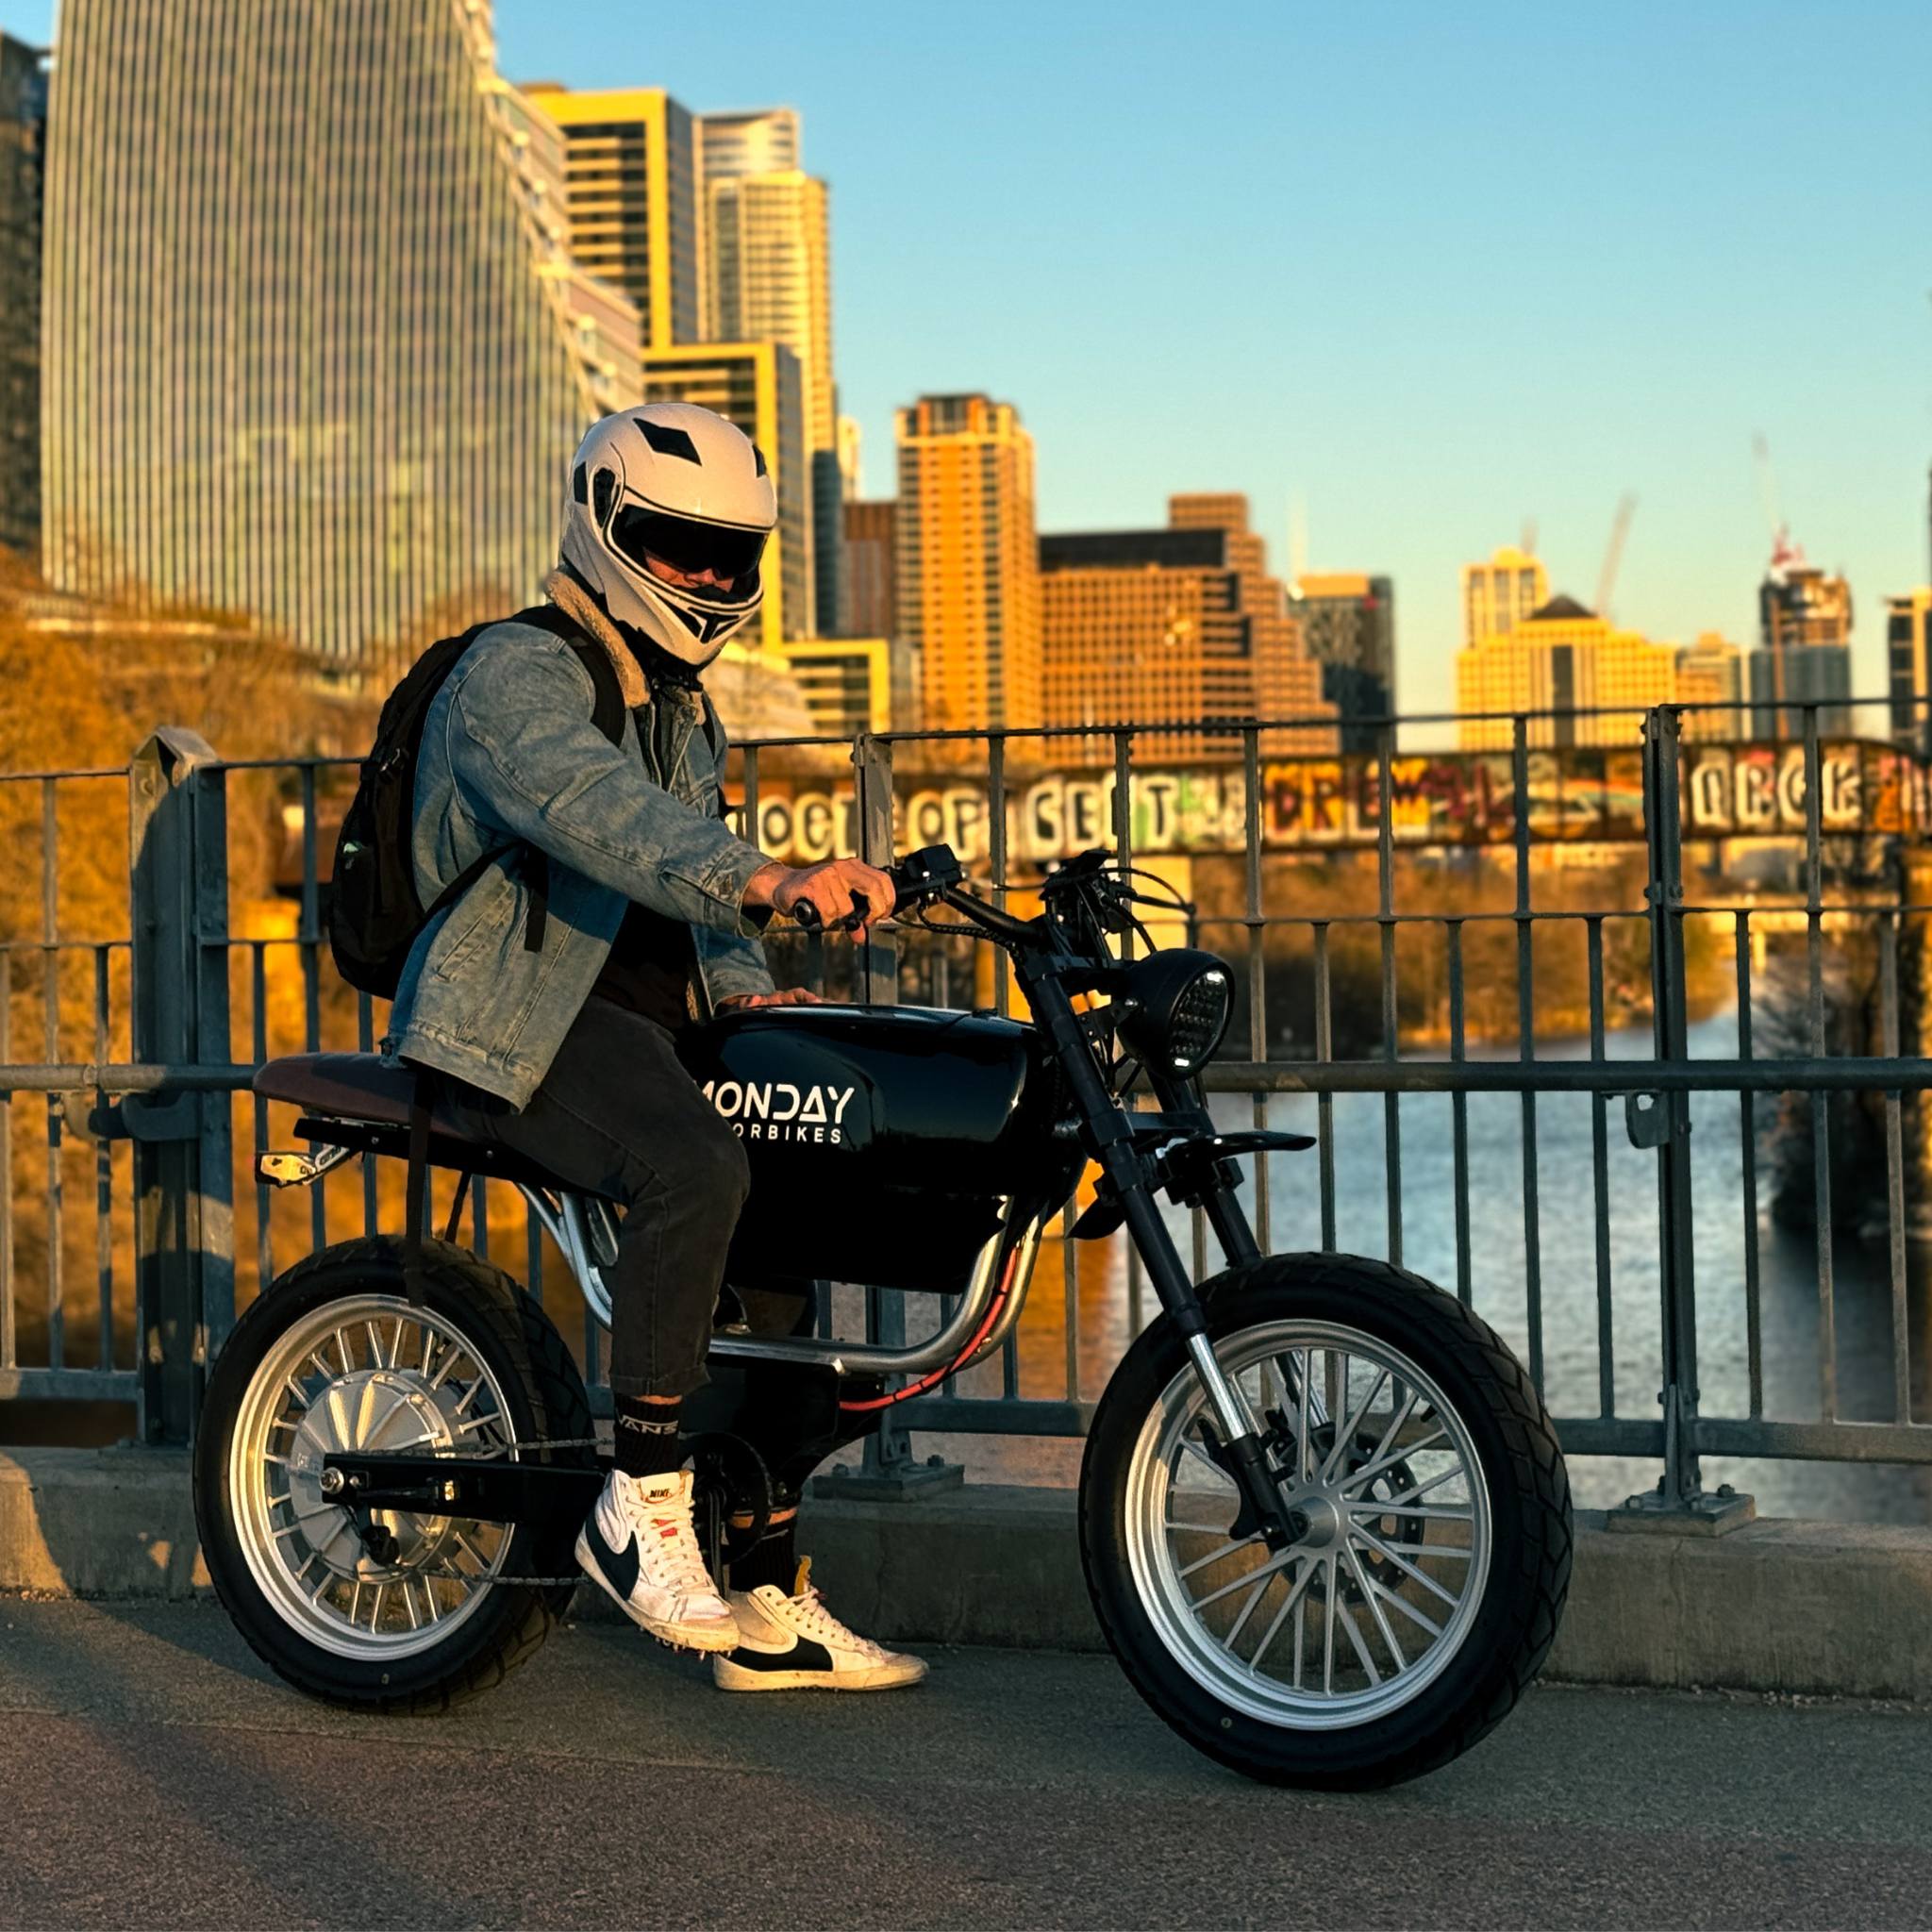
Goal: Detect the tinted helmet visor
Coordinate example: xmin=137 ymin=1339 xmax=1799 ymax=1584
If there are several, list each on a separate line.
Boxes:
xmin=609 ymin=505 xmax=768 ymax=583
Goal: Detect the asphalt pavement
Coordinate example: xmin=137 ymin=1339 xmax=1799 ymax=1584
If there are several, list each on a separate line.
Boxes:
xmin=1 ymin=1597 xmax=1929 ymax=1930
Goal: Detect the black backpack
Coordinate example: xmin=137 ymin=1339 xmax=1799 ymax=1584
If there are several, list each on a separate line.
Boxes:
xmin=328 ymin=605 xmax=626 ymax=999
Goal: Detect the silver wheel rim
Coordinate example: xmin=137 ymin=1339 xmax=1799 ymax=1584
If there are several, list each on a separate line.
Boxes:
xmin=1124 ymin=1318 xmax=1493 ymax=1729
xmin=228 ymin=1293 xmax=521 ymax=1660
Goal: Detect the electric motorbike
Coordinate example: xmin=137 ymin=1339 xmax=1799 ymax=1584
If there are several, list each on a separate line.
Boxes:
xmin=193 ymin=843 xmax=1572 ymax=1789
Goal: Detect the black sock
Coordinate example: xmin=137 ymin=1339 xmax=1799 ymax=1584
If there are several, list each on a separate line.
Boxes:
xmin=730 ymin=1513 xmax=800 ymax=1593
xmin=612 ymin=1396 xmax=683 ymax=1478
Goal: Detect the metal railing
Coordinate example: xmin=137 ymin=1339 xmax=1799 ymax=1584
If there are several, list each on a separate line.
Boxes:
xmin=3 ymin=698 xmax=1930 ymax=1519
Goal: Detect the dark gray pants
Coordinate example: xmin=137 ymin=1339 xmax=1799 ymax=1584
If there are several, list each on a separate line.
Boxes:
xmin=433 ymin=999 xmax=749 ymax=1401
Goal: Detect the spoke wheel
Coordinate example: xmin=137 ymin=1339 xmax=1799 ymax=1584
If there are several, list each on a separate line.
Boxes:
xmin=1080 ymin=1253 xmax=1571 ymax=1789
xmin=195 ymin=1236 xmax=595 ymax=1713
xmin=1126 ymin=1319 xmax=1491 ymax=1727
xmin=230 ymin=1293 xmax=518 ymax=1660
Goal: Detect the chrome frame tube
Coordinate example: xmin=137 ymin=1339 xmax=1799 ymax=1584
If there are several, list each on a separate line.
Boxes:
xmin=522 ymin=1185 xmax=1027 ymax=1378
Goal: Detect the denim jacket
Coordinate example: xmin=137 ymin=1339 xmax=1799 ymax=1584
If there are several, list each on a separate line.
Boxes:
xmin=383 ymin=576 xmax=775 ymax=1107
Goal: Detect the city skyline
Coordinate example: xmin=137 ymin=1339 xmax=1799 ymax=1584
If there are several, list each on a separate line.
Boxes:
xmin=487 ymin=0 xmax=1927 ymax=716
xmin=4 ymin=0 xmax=1928 ymax=714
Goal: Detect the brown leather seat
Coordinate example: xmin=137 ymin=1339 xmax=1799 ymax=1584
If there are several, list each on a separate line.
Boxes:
xmin=252 ymin=1053 xmax=489 ymax=1143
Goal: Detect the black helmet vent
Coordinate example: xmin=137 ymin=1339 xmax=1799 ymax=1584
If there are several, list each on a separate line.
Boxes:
xmin=637 ymin=420 xmax=702 ymax=463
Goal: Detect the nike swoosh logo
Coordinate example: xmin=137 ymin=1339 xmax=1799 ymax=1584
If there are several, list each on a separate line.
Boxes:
xmin=587 ymin=1523 xmax=640 ymax=1601
xmin=726 ymin=1637 xmax=836 ymax=1674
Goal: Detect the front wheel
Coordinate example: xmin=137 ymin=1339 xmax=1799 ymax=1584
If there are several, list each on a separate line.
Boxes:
xmin=1079 ymin=1253 xmax=1571 ymax=1789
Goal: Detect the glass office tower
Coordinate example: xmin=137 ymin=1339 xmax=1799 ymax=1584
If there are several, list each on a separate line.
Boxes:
xmin=42 ymin=0 xmax=629 ymax=671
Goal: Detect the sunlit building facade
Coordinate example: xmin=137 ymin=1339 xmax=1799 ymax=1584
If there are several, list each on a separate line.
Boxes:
xmin=42 ymin=0 xmax=635 ymax=670
xmin=1457 ymin=595 xmax=1679 ymax=748
xmin=1887 ymin=589 xmax=1932 ymax=756
xmin=0 ymin=33 xmax=46 ymax=558
xmin=1166 ymin=493 xmax=1326 ymax=750
xmin=702 ymin=162 xmax=838 ymax=637
xmin=783 ymin=637 xmax=891 ymax=737
xmin=896 ymin=394 xmax=1041 ymax=735
xmin=524 ymin=83 xmax=703 ymax=349
xmin=1462 ymin=544 xmax=1548 ymax=648
xmin=1041 ymin=508 xmax=1330 ymax=759
xmin=696 ymin=108 xmax=800 ymax=186
xmin=641 ymin=341 xmax=808 ymax=651
xmin=1674 ymin=631 xmax=1746 ymax=741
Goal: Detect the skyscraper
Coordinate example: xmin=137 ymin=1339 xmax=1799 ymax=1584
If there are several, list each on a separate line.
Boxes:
xmin=0 ymin=33 xmax=46 ymax=558
xmin=1290 ymin=572 xmax=1396 ymax=751
xmin=1887 ymin=588 xmax=1932 ymax=755
xmin=640 ymin=341 xmax=807 ymax=651
xmin=1041 ymin=505 xmax=1328 ymax=759
xmin=1752 ymin=541 xmax=1853 ymax=739
xmin=896 ymin=393 xmax=1041 ymax=735
xmin=1456 ymin=595 xmax=1680 ymax=749
xmin=702 ymin=162 xmax=837 ymax=639
xmin=42 ymin=0 xmax=639 ymax=670
xmin=1167 ymin=494 xmax=1324 ymax=745
xmin=1462 ymin=544 xmax=1549 ymax=648
xmin=524 ymin=83 xmax=703 ymax=349
xmin=695 ymin=108 xmax=800 ymax=183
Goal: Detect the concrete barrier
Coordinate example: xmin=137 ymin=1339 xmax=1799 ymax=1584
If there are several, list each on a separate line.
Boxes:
xmin=6 ymin=1446 xmax=1929 ymax=1701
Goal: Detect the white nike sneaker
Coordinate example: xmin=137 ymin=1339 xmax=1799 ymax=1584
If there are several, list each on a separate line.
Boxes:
xmin=575 ymin=1467 xmax=739 ymax=1652
xmin=713 ymin=1559 xmax=929 ymax=1691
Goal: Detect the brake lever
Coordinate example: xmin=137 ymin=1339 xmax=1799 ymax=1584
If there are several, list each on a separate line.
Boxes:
xmin=791 ymin=890 xmax=873 ymax=935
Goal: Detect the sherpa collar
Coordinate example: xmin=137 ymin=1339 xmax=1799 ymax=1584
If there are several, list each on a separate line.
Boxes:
xmin=542 ymin=568 xmax=649 ymax=709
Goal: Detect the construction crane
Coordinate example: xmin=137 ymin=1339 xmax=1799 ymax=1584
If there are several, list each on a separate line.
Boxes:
xmin=1595 ymin=492 xmax=1637 ymax=622
xmin=1754 ymin=432 xmax=1802 ymax=575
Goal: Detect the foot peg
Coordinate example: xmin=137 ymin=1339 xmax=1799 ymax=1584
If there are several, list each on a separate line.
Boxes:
xmin=256 ymin=1143 xmax=357 ymax=1189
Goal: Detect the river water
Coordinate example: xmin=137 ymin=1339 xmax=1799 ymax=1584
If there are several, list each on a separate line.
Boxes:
xmin=900 ymin=1007 xmax=1932 ymax=1524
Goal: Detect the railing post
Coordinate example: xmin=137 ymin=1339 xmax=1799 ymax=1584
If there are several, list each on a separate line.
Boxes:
xmin=814 ymin=729 xmax=962 ymax=1500
xmin=127 ymin=729 xmax=233 ymax=1446
xmin=1614 ymin=706 xmax=1752 ymax=1533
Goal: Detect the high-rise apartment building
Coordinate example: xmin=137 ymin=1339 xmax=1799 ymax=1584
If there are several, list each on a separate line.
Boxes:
xmin=837 ymin=415 xmax=863 ymax=502
xmin=1462 ymin=544 xmax=1549 ymax=647
xmin=1752 ymin=544 xmax=1853 ymax=739
xmin=524 ymin=83 xmax=703 ymax=348
xmin=641 ymin=341 xmax=807 ymax=651
xmin=702 ymin=159 xmax=837 ymax=638
xmin=1167 ymin=494 xmax=1324 ymax=745
xmin=0 ymin=34 xmax=47 ymax=558
xmin=1291 ymin=572 xmax=1395 ymax=751
xmin=897 ymin=394 xmax=1041 ymax=735
xmin=1887 ymin=589 xmax=1932 ymax=755
xmin=42 ymin=0 xmax=638 ymax=670
xmin=1041 ymin=505 xmax=1328 ymax=759
xmin=696 ymin=108 xmax=800 ymax=184
xmin=1456 ymin=595 xmax=1680 ymax=749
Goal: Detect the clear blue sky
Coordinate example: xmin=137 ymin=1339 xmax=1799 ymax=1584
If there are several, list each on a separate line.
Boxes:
xmin=11 ymin=0 xmax=1930 ymax=709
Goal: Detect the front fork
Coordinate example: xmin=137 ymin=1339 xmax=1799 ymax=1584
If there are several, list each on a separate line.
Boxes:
xmin=1027 ymin=970 xmax=1294 ymax=1548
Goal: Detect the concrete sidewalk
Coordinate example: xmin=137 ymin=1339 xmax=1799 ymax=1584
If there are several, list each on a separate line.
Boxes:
xmin=1 ymin=1598 xmax=1929 ymax=1930
xmin=6 ymin=1446 xmax=1932 ymax=1702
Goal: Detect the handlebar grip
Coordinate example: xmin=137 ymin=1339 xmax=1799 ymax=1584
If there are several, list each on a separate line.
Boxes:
xmin=791 ymin=890 xmax=873 ymax=934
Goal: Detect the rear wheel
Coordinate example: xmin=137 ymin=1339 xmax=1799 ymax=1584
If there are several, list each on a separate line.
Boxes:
xmin=1079 ymin=1253 xmax=1571 ymax=1789
xmin=193 ymin=1236 xmax=596 ymax=1712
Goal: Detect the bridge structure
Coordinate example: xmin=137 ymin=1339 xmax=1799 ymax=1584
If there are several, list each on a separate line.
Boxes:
xmin=0 ymin=699 xmax=1929 ymax=1536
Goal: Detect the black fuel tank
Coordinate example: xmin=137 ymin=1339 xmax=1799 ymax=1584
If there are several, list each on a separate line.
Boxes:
xmin=678 ymin=1004 xmax=1075 ymax=1293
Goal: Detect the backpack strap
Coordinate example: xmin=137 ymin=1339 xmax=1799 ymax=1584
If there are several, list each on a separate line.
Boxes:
xmin=502 ymin=608 xmax=628 ymax=954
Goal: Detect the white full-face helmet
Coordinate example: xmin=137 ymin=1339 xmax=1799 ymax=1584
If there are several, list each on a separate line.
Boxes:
xmin=559 ymin=403 xmax=777 ymax=667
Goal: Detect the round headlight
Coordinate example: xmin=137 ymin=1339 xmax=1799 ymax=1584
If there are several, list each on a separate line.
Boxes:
xmin=1115 ymin=951 xmax=1235 ymax=1078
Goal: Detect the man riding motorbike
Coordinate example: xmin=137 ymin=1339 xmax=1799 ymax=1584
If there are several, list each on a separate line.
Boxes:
xmin=382 ymin=402 xmax=924 ymax=1691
